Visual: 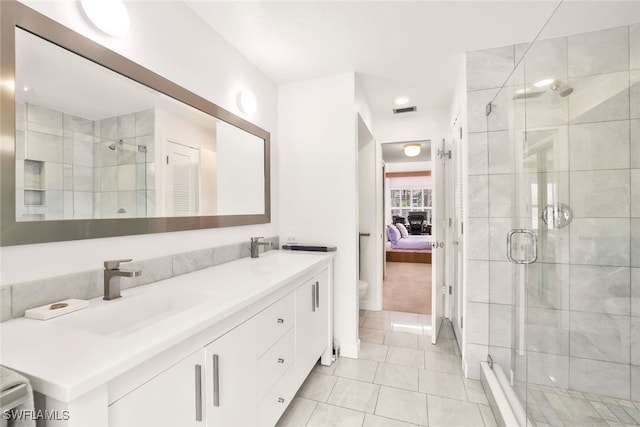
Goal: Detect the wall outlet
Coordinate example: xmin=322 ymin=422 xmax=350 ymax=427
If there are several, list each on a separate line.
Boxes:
xmin=286 ymin=236 xmax=297 ymax=244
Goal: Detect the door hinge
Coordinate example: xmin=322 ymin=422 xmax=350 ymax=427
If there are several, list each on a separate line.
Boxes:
xmin=459 ymin=126 xmax=463 ymax=140
xmin=166 ymin=155 xmax=169 ymax=164
xmin=486 ymin=102 xmax=492 ymax=116
xmin=448 ymin=286 xmax=452 ymax=295
xmin=461 ymin=222 xmax=464 ymax=235
xmin=461 ymin=316 xmax=463 ymax=329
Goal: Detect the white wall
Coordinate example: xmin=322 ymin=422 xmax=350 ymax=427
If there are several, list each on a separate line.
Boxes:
xmin=2 ymin=1 xmax=278 ymax=285
xmin=357 ymin=116 xmax=380 ymax=311
xmin=373 ymin=109 xmax=449 ymax=144
xmin=385 ymin=161 xmax=432 ymax=173
xmin=216 ymin=122 xmax=265 ymax=215
xmin=278 ymin=73 xmax=359 ymax=358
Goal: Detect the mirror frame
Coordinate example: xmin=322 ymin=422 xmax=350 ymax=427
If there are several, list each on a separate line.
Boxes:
xmin=0 ymin=1 xmax=271 ymax=246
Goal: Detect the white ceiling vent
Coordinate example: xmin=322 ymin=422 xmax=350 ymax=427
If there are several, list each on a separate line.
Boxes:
xmin=393 ymin=106 xmax=417 ymax=114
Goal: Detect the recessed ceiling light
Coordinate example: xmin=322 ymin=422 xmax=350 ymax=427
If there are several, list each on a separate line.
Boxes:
xmin=534 ymin=78 xmax=555 ymax=88
xmin=81 ymin=0 xmax=130 ymax=37
xmin=394 ymin=96 xmax=410 ymax=106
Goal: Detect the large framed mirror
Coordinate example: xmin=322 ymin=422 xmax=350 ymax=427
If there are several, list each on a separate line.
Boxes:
xmin=0 ymin=1 xmax=270 ymax=246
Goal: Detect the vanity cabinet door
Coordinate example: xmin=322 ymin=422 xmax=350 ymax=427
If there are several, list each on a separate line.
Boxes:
xmin=295 ymin=268 xmax=330 ymax=378
xmin=204 ymin=317 xmax=257 ymax=426
xmin=109 ymin=349 xmax=205 ymax=427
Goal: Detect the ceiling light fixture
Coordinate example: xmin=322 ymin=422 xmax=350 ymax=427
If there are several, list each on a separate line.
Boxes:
xmin=403 ymin=143 xmax=421 ymax=157
xmin=80 ymin=0 xmax=130 ymax=37
xmin=534 ymin=78 xmax=555 ymax=88
xmin=394 ymin=96 xmax=410 ymax=106
xmin=237 ymin=89 xmax=257 ymax=115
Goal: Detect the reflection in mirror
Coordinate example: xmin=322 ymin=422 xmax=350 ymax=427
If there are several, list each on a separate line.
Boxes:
xmin=15 ymin=28 xmax=265 ymax=221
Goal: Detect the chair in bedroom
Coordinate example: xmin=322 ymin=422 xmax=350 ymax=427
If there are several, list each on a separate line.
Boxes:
xmin=392 ymin=216 xmax=406 ymax=226
xmin=407 ymin=213 xmax=426 ymax=235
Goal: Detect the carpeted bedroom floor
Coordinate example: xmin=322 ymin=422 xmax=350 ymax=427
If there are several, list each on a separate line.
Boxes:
xmin=383 ymin=261 xmax=432 ymax=315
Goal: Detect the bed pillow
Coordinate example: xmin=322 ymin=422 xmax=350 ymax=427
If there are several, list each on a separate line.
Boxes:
xmin=386 ymin=224 xmax=401 ymax=243
xmin=396 ymin=222 xmax=409 ymax=238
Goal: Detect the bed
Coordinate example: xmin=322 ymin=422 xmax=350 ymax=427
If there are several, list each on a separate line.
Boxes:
xmin=386 ymin=224 xmax=432 ymax=264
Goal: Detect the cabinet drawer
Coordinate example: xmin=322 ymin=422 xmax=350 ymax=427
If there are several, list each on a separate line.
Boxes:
xmin=257 ymin=327 xmax=295 ymax=401
xmin=257 ymin=366 xmax=296 ymax=427
xmin=255 ymin=292 xmax=295 ymax=357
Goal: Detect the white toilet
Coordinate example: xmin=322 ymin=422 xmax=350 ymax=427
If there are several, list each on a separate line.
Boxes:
xmin=358 ymin=280 xmax=369 ymax=300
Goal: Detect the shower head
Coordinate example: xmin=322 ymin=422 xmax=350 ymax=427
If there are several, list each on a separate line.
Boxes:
xmin=551 ymin=80 xmax=573 ymax=97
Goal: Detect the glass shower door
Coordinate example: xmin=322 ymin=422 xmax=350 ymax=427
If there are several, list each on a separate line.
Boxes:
xmin=494 ymin=9 xmax=639 ymax=425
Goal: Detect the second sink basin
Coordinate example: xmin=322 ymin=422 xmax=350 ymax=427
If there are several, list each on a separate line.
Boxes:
xmin=54 ymin=287 xmax=210 ymax=338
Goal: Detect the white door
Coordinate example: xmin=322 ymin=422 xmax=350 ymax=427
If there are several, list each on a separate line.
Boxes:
xmin=450 ymin=120 xmax=464 ymax=343
xmin=431 ymin=139 xmax=447 ymax=344
xmin=164 ymin=140 xmax=200 ymax=216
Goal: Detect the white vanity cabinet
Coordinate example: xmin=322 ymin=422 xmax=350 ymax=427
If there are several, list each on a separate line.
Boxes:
xmin=8 ymin=253 xmax=334 ymax=427
xmin=295 ymin=268 xmax=329 ymax=378
xmin=109 ymin=349 xmax=205 ymax=427
xmin=204 ymin=318 xmax=258 ymax=427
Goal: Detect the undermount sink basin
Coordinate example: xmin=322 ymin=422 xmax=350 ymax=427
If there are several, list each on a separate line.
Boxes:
xmin=54 ymin=288 xmax=210 ymax=338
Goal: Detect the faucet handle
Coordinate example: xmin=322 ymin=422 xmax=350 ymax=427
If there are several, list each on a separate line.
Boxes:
xmin=104 ymin=259 xmax=133 ymax=270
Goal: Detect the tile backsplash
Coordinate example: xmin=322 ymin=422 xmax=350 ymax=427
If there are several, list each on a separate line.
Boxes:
xmin=0 ymin=236 xmax=278 ymax=321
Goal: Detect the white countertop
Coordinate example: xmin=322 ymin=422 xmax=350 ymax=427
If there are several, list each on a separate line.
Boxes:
xmin=0 ymin=251 xmax=332 ymax=403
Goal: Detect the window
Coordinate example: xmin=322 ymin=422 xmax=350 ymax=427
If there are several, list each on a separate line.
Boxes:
xmin=390 ymin=188 xmax=432 ymax=224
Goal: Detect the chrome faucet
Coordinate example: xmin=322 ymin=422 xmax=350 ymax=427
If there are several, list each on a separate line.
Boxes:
xmin=103 ymin=259 xmax=141 ymax=300
xmin=250 ymin=237 xmax=271 ymax=258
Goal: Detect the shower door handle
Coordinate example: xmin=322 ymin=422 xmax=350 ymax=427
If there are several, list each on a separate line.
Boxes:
xmin=506 ymin=229 xmax=537 ymax=264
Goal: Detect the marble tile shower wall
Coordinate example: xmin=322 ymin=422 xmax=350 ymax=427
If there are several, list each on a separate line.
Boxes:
xmin=14 ymin=104 xmax=156 ymax=220
xmin=95 ymin=109 xmax=155 ymax=218
xmin=465 ymin=23 xmax=640 ymax=401
xmin=16 ymin=103 xmax=96 ymax=220
xmin=0 ymin=237 xmax=279 ymax=322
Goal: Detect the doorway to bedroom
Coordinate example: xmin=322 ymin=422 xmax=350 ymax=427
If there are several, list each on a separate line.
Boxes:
xmin=381 ymin=141 xmax=432 ymax=315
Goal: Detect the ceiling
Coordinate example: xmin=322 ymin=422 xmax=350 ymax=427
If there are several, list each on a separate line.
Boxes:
xmin=382 ymin=140 xmax=430 ymax=164
xmin=184 ymin=1 xmax=640 ymax=118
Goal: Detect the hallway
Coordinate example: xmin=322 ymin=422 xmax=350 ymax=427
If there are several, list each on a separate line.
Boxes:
xmin=383 ymin=262 xmax=432 ymax=315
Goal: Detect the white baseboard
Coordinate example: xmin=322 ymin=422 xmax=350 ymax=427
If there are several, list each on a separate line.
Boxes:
xmin=340 ymin=342 xmax=359 ymax=359
xmin=359 ymin=300 xmax=381 ymax=311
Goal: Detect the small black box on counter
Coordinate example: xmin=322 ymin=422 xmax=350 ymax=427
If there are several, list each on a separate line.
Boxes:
xmin=281 ymin=245 xmax=337 ymax=252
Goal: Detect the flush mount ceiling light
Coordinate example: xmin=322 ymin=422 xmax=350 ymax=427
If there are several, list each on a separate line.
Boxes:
xmin=237 ymin=89 xmax=257 ymax=115
xmin=403 ymin=143 xmax=421 ymax=157
xmin=394 ymin=96 xmax=410 ymax=106
xmin=534 ymin=78 xmax=555 ymax=88
xmin=80 ymin=0 xmax=130 ymax=37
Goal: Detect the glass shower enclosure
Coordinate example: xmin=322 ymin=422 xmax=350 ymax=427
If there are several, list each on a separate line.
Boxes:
xmin=483 ymin=3 xmax=639 ymax=425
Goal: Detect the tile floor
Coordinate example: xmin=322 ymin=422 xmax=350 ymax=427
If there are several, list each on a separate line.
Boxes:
xmin=276 ymin=309 xmax=498 ymax=427
xmin=515 ymin=382 xmax=640 ymax=426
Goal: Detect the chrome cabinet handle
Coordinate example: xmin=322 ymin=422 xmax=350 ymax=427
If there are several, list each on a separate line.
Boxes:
xmin=312 ymin=283 xmax=316 ymax=312
xmin=213 ymin=354 xmax=220 ymax=407
xmin=278 ymin=397 xmax=285 ymax=403
xmin=506 ymin=229 xmax=537 ymax=264
xmin=315 ymin=281 xmax=320 ymax=308
xmin=277 ymin=358 xmax=285 ymax=364
xmin=195 ymin=364 xmax=202 ymax=422
xmin=277 ymin=318 xmax=284 ymax=324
